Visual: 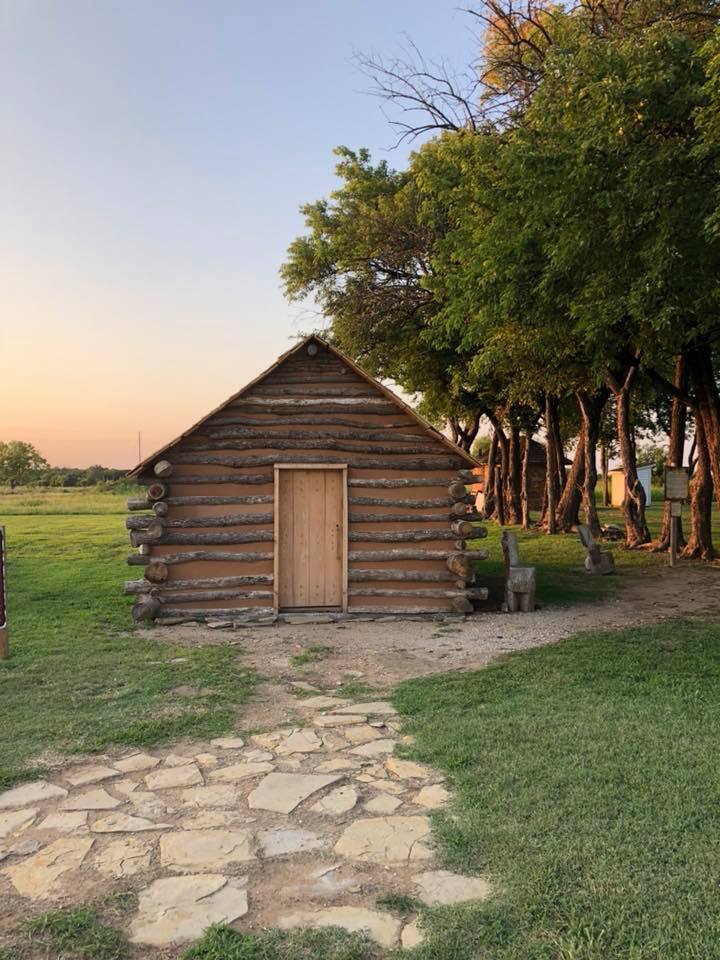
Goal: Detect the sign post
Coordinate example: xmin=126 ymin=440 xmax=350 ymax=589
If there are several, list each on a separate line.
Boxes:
xmin=0 ymin=527 xmax=7 ymax=659
xmin=664 ymin=467 xmax=689 ymax=568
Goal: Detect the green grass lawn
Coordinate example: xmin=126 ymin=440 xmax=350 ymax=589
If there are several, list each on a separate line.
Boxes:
xmin=0 ymin=487 xmax=256 ymax=789
xmin=392 ymin=619 xmax=720 ymax=960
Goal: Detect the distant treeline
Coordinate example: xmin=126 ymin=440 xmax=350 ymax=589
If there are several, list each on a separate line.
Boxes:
xmin=39 ymin=466 xmax=130 ymax=487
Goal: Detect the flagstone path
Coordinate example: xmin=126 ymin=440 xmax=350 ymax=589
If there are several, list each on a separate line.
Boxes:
xmin=0 ymin=696 xmax=491 ymax=953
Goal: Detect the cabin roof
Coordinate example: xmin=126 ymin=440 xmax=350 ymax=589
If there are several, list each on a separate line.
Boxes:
xmin=128 ymin=334 xmax=480 ymax=477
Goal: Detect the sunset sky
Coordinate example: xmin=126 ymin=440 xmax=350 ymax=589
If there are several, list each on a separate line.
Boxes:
xmin=1 ymin=1 xmax=476 ymax=468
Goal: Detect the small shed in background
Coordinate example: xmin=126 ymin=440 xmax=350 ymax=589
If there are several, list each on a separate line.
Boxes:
xmin=609 ymin=464 xmax=653 ymax=507
xmin=472 ymin=438 xmax=553 ymax=514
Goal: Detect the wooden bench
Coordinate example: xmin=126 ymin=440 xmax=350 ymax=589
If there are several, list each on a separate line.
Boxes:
xmin=501 ymin=531 xmax=536 ymax=612
xmin=577 ymin=524 xmax=615 ymax=575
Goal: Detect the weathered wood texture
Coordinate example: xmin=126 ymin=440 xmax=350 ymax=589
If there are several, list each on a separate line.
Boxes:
xmin=127 ymin=340 xmax=481 ymax=618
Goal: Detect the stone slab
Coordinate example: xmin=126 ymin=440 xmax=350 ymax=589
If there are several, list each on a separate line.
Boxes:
xmin=279 ymin=906 xmax=401 ymax=948
xmin=37 ymin=811 xmax=88 ymax=833
xmin=364 ymin=794 xmax=402 ymax=814
xmin=334 ymin=816 xmax=433 ymax=863
xmin=114 ymin=753 xmax=160 ymax=773
xmin=65 ymin=765 xmax=120 ymax=787
xmin=334 ymin=701 xmax=397 ymax=716
xmin=211 ymin=737 xmax=245 ymax=749
xmin=247 ymin=773 xmax=343 ymax=814
xmin=180 ymin=784 xmax=238 ymax=808
xmin=61 ymin=789 xmax=122 ymax=811
xmin=349 ymin=739 xmax=395 ymax=757
xmin=208 ymin=761 xmax=274 ymax=783
xmin=130 ymin=875 xmax=248 ymax=945
xmin=413 ymin=869 xmax=491 ymax=905
xmin=145 ymin=764 xmax=203 ymax=791
xmin=0 ymin=808 xmax=38 ymax=840
xmin=310 ymin=786 xmax=358 ymax=816
xmin=3 ymin=837 xmax=94 ymax=899
xmin=0 ymin=781 xmax=67 ymax=810
xmin=95 ymin=837 xmax=154 ymax=878
xmin=160 ymin=829 xmax=255 ymax=871
xmin=258 ymin=828 xmax=327 ymax=857
xmin=413 ymin=784 xmax=449 ymax=808
xmin=91 ymin=813 xmax=171 ymax=833
xmin=384 ymin=758 xmax=433 ymax=781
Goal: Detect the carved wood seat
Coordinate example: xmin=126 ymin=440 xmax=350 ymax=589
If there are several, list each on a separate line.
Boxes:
xmin=577 ymin=524 xmax=615 ymax=575
xmin=501 ymin=531 xmax=536 ymax=613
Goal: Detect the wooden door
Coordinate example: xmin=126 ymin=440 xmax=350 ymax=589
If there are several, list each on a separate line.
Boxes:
xmin=276 ymin=468 xmax=345 ymax=610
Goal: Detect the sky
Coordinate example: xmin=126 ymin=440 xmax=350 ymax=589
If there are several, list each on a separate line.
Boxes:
xmin=0 ymin=1 xmax=479 ymax=468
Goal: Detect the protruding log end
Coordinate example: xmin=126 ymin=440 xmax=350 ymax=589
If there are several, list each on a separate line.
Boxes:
xmin=446 ymin=553 xmax=474 ymax=579
xmin=153 ymin=501 xmax=169 ymax=517
xmin=154 ymin=460 xmax=173 ymax=478
xmin=456 ymin=469 xmax=476 ymax=482
xmin=147 ymin=482 xmax=169 ymax=501
xmin=131 ymin=596 xmax=161 ymax=621
xmin=144 ymin=560 xmax=169 ymax=584
xmin=448 ymin=480 xmax=468 ymax=501
xmin=450 ymin=595 xmax=473 ymax=614
xmin=451 ymin=520 xmax=475 ymax=539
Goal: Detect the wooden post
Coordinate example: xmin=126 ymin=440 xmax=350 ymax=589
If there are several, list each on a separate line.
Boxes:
xmin=0 ymin=527 xmax=7 ymax=659
xmin=670 ymin=514 xmax=678 ymax=568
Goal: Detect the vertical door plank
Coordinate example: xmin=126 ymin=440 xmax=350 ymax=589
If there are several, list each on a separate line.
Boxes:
xmin=324 ymin=471 xmax=343 ymax=606
xmin=293 ymin=470 xmax=310 ymax=607
xmin=308 ymin=470 xmax=326 ymax=606
xmin=277 ymin=470 xmax=294 ymax=608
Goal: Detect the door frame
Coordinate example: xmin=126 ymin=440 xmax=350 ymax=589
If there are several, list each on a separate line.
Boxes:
xmin=273 ymin=464 xmax=348 ymax=614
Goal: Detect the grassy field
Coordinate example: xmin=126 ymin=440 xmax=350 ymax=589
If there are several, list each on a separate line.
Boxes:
xmin=392 ymin=619 xmax=720 ymax=960
xmin=0 ymin=486 xmax=256 ymax=789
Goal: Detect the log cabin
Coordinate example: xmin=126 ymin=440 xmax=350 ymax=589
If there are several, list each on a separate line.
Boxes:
xmin=125 ymin=335 xmax=486 ymax=622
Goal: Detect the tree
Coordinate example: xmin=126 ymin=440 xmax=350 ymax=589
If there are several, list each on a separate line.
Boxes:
xmin=0 ymin=441 xmax=49 ymax=491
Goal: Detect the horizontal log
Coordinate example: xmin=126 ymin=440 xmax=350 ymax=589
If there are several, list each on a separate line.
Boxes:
xmin=249 ymin=385 xmax=378 ymax=397
xmin=258 ymin=375 xmax=364 ymax=385
xmin=349 ymin=496 xmax=452 ymax=508
xmin=129 ymin=551 xmax=272 ymax=565
xmin=139 ymin=474 xmax=273 ymax=486
xmin=171 ymin=454 xmax=464 ymax=470
xmin=187 ymin=439 xmax=439 ymax=455
xmin=130 ymin=520 xmax=163 ymax=542
xmin=464 ymin=587 xmax=490 ymax=600
xmin=207 ymin=416 xmax=412 ymax=429
xmin=162 ymin=495 xmax=273 ymax=506
xmin=157 ymin=589 xmax=273 ymax=603
xmin=156 ymin=607 xmax=275 ymax=621
xmin=132 ymin=531 xmax=274 ymax=546
xmin=348 ymin=569 xmax=457 ymax=583
xmin=347 ymin=478 xmax=450 ymax=488
xmin=457 ymin=469 xmax=477 ymax=482
xmin=154 ymin=460 xmax=173 ymax=478
xmin=203 ymin=428 xmax=433 ymax=444
xmin=126 ymin=513 xmax=273 ymax=530
xmin=349 ymin=512 xmax=450 ymax=523
xmin=232 ymin=397 xmax=393 ymax=409
xmin=348 ymin=606 xmax=452 ymax=615
xmin=124 ymin=574 xmax=273 ymax=594
xmin=348 ymin=530 xmax=456 ymax=543
xmin=348 ymin=587 xmax=484 ymax=599
xmin=127 ymin=497 xmax=151 ymax=511
xmin=349 ymin=549 xmax=468 ymax=562
xmin=451 ymin=520 xmax=488 ymax=539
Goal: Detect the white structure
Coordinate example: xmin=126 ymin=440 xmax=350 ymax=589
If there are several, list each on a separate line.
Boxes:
xmin=609 ymin=464 xmax=653 ymax=507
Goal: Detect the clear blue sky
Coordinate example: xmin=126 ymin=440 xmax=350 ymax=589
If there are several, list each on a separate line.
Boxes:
xmin=1 ymin=1 xmax=478 ymax=466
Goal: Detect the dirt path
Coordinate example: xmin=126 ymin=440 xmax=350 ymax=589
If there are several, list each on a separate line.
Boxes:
xmin=169 ymin=562 xmax=720 ymax=699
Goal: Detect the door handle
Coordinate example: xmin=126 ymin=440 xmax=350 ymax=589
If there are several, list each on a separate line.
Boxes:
xmin=336 ymin=523 xmax=342 ymax=559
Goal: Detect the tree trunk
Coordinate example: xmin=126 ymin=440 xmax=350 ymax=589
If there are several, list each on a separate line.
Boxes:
xmin=483 ymin=430 xmax=498 ymax=520
xmin=687 ymin=347 xmax=720 ymax=513
xmin=521 ymin=433 xmax=531 ymax=529
xmin=506 ymin=424 xmax=522 ymax=524
xmin=600 ymin=445 xmax=610 ymax=507
xmin=656 ymin=354 xmax=688 ymax=551
xmin=576 ymin=389 xmax=607 ymax=538
xmin=486 ymin=413 xmax=509 ymax=526
xmin=545 ymin=395 xmax=560 ymax=535
xmin=683 ymin=414 xmax=714 ymax=560
xmin=455 ymin=411 xmax=482 ymax=452
xmin=555 ymin=423 xmax=585 ymax=532
xmin=609 ymin=367 xmax=651 ymax=547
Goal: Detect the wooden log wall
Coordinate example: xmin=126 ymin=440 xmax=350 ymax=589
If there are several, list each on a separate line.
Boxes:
xmin=126 ymin=342 xmax=487 ymax=620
